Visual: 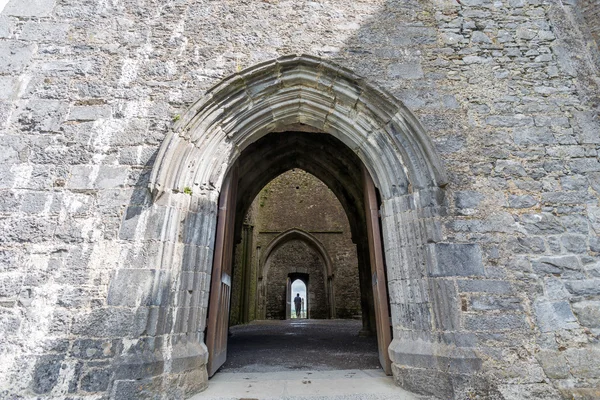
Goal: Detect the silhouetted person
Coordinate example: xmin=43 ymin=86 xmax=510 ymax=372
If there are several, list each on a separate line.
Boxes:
xmin=294 ymin=293 xmax=302 ymax=318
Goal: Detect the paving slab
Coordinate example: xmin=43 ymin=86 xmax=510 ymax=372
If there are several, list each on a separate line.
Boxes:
xmin=190 ymin=369 xmax=423 ymax=400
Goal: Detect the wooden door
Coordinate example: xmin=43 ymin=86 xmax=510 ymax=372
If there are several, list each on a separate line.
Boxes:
xmin=286 ymin=277 xmax=291 ymax=319
xmin=363 ymin=167 xmax=393 ymax=375
xmin=206 ymin=167 xmax=238 ymax=377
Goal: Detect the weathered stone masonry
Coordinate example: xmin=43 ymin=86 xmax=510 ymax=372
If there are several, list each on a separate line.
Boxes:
xmin=0 ymin=0 xmax=599 ymax=399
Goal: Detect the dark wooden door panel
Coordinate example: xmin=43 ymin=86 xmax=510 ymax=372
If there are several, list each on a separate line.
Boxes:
xmin=206 ymin=167 xmax=238 ymax=377
xmin=363 ymin=167 xmax=393 ymax=375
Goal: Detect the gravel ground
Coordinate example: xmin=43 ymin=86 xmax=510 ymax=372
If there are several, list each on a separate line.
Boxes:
xmin=220 ymin=319 xmax=381 ymax=373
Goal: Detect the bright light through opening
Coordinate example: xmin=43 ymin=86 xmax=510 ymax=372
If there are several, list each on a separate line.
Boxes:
xmin=291 ymin=279 xmax=307 ymax=319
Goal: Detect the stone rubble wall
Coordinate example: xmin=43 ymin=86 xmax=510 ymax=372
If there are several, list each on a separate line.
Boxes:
xmin=0 ymin=0 xmax=599 ymax=398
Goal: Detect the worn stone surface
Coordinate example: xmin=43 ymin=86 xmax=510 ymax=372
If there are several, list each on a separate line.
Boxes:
xmin=0 ymin=0 xmax=599 ymax=399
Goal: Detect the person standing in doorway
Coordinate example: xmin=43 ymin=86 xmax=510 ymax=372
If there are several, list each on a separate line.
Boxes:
xmin=294 ymin=293 xmax=302 ymax=318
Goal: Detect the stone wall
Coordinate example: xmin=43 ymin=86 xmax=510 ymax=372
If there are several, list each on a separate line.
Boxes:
xmin=265 ymin=240 xmax=328 ymax=320
xmin=0 ymin=0 xmax=599 ymax=398
xmin=230 ymin=169 xmax=362 ymax=324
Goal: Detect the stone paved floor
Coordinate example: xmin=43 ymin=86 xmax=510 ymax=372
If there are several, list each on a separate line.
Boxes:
xmin=220 ymin=319 xmax=381 ymax=373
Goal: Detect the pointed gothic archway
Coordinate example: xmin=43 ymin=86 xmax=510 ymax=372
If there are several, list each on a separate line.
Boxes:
xmin=130 ymin=54 xmax=482 ymax=399
xmin=259 ymin=228 xmax=335 ymax=320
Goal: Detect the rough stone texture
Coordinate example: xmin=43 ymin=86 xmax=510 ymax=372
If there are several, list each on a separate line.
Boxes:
xmin=0 ymin=0 xmax=599 ymax=399
xmin=230 ymin=170 xmax=361 ymax=323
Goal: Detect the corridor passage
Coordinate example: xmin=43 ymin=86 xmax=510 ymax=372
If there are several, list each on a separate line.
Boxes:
xmin=221 ymin=319 xmax=380 ymax=373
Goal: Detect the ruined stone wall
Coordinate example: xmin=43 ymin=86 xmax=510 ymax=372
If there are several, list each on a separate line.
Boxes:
xmin=265 ymin=240 xmax=328 ymax=320
xmin=250 ymin=169 xmax=362 ymax=321
xmin=0 ymin=0 xmax=599 ymax=398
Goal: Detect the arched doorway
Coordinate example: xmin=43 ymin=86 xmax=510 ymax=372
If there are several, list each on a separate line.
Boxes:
xmin=140 ymin=55 xmax=480 ymax=398
xmin=259 ymin=228 xmax=335 ymax=321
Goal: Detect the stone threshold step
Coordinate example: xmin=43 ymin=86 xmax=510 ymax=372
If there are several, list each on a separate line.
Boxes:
xmin=189 ymin=369 xmax=424 ymax=400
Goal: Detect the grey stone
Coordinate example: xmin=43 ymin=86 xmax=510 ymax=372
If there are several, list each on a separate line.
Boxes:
xmin=67 ymin=165 xmax=129 ymax=190
xmin=71 ymin=339 xmax=121 ymax=360
xmin=107 ymin=269 xmax=169 ymax=307
xmin=497 ymin=383 xmax=562 ymax=400
xmin=561 ymin=234 xmax=588 ymax=254
xmin=457 ymin=280 xmax=512 ymax=294
xmin=468 ymin=296 xmax=523 ymax=311
xmin=564 ymin=348 xmax=600 ymax=378
xmin=471 ymin=31 xmax=491 ymax=43
xmin=71 ymin=308 xmax=149 ymax=337
xmin=514 ymin=127 xmax=555 ymax=145
xmin=2 ymin=0 xmax=55 ymax=17
xmin=564 ymin=279 xmax=600 ymax=296
xmin=81 ymin=368 xmax=111 ymax=392
xmin=521 ymin=213 xmax=564 ymax=235
xmin=536 ymin=350 xmax=570 ymax=379
xmin=464 ymin=313 xmax=528 ymax=331
xmin=454 ymin=191 xmax=484 ymax=209
xmin=575 ymin=111 xmax=600 ymax=144
xmin=426 ymin=243 xmax=484 ymax=277
xmin=534 ymin=300 xmax=579 ymax=332
xmin=430 ymin=278 xmax=460 ymax=330
xmin=31 ymin=354 xmax=63 ymax=394
xmin=532 ymin=255 xmax=580 ymax=275
xmin=508 ymin=195 xmax=537 ymax=209
xmin=542 ymin=191 xmax=594 ymax=205
xmin=570 ymin=158 xmax=600 ymax=173
xmin=68 ymin=105 xmax=112 ymax=121
xmin=561 ymin=175 xmax=588 ymax=191
xmin=20 ymin=22 xmax=69 ymax=42
xmin=0 ymin=42 xmax=34 ymax=73
xmin=571 ymin=300 xmax=600 ymax=328
xmin=387 ymin=62 xmax=424 ymax=80
xmin=486 ymin=115 xmax=534 ymax=127
xmin=0 ymin=76 xmax=15 ymax=100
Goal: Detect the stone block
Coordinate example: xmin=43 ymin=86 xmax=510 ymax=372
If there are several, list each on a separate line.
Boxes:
xmin=457 ymin=280 xmax=512 ymax=294
xmin=514 ymin=127 xmax=555 ymax=145
xmin=20 ymin=22 xmax=69 ymax=42
xmin=565 ymin=279 xmax=600 ymax=296
xmin=508 ymin=195 xmax=537 ymax=209
xmin=570 ymin=158 xmax=600 ymax=173
xmin=521 ymin=213 xmax=565 ymax=234
xmin=71 ymin=307 xmax=149 ymax=338
xmin=426 ymin=243 xmax=484 ymax=277
xmin=108 ymin=269 xmax=169 ymax=307
xmin=430 ymin=278 xmax=460 ymax=330
xmin=454 ymin=191 xmax=484 ymax=209
xmin=486 ymin=115 xmax=534 ymax=127
xmin=67 ymin=165 xmax=129 ymax=190
xmin=571 ymin=300 xmax=600 ymax=328
xmin=564 ymin=348 xmax=600 ymax=378
xmin=2 ymin=0 xmax=55 ymax=17
xmin=387 ymin=62 xmax=424 ymax=80
xmin=498 ymin=383 xmax=563 ymax=400
xmin=561 ymin=234 xmax=588 ymax=253
xmin=468 ymin=296 xmax=523 ymax=311
xmin=575 ymin=111 xmax=600 ymax=144
xmin=536 ymin=350 xmax=570 ymax=379
xmin=464 ymin=313 xmax=528 ymax=332
xmin=31 ymin=354 xmax=64 ymax=394
xmin=531 ymin=255 xmax=580 ymax=276
xmin=68 ymin=105 xmax=112 ymax=121
xmin=71 ymin=339 xmax=121 ymax=360
xmin=81 ymin=368 xmax=111 ymax=392
xmin=0 ymin=76 xmax=15 ymax=100
xmin=534 ymin=300 xmax=579 ymax=332
xmin=0 ymin=42 xmax=34 ymax=73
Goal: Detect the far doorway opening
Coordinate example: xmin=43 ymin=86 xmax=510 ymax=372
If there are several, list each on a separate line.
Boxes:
xmin=289 ymin=276 xmax=308 ymax=319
